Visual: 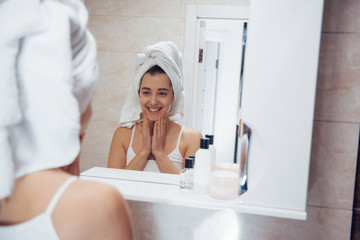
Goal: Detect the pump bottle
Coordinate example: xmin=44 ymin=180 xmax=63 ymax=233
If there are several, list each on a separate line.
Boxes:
xmin=205 ymin=134 xmax=216 ymax=169
xmin=193 ymin=138 xmax=212 ymax=194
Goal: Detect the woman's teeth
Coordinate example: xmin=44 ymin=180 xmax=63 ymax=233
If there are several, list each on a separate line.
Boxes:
xmin=148 ymin=107 xmax=161 ymax=112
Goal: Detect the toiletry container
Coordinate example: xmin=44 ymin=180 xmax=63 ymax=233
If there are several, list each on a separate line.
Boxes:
xmin=205 ymin=134 xmax=216 ymax=169
xmin=193 ymin=138 xmax=211 ymax=194
xmin=209 ymin=162 xmax=239 ymax=199
xmin=208 ymin=170 xmax=238 ymax=200
xmin=214 ymin=162 xmax=239 ymax=175
xmin=188 ymin=155 xmax=195 ymax=164
xmin=180 ymin=158 xmax=194 ymax=190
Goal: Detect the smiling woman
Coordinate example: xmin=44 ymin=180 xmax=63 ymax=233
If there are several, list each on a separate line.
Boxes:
xmin=107 ymin=42 xmax=202 ymax=174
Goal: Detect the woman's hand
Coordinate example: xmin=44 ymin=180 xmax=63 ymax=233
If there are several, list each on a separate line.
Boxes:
xmin=152 ymin=112 xmax=167 ymax=158
xmin=140 ymin=111 xmax=152 ymax=157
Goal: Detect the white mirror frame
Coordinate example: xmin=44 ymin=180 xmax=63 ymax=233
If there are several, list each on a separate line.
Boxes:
xmin=81 ymin=0 xmax=324 ymax=221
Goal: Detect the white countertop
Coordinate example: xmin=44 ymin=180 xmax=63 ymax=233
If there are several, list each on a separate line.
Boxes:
xmin=80 ymin=167 xmax=306 ymax=220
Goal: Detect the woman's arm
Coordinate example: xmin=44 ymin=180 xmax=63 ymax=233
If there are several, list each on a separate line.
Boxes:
xmin=107 ymin=127 xmax=147 ymax=171
xmin=108 ymin=124 xmax=153 ymax=171
xmin=107 ymin=127 xmax=129 ymax=169
xmin=154 ymin=153 xmax=182 ymax=174
xmin=181 ymin=128 xmax=203 ymax=169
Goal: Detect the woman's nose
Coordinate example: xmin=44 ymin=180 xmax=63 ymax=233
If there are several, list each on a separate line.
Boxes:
xmin=150 ymin=95 xmax=158 ymax=105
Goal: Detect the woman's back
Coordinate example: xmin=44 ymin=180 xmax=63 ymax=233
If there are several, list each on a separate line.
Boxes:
xmin=0 ymin=170 xmax=133 ymax=239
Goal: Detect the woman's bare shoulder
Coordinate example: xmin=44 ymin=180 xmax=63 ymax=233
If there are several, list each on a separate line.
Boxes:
xmin=181 ymin=127 xmax=202 ymax=147
xmin=70 ymin=179 xmax=123 ymax=200
xmin=182 ymin=127 xmax=203 ymax=139
xmin=113 ymin=126 xmax=133 ymax=138
xmin=111 ymin=126 xmax=135 ymax=147
xmin=56 ymin=179 xmax=132 ymax=239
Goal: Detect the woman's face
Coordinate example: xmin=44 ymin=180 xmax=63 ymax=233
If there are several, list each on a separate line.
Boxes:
xmin=139 ymin=72 xmax=174 ymax=122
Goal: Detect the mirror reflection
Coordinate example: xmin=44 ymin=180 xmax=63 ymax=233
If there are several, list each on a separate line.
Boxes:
xmin=192 ymin=19 xmax=248 ymax=164
xmin=107 ymin=41 xmax=202 ymax=174
xmin=80 ymin=2 xmax=251 ymax=177
xmin=80 ymin=0 xmax=323 ymax=220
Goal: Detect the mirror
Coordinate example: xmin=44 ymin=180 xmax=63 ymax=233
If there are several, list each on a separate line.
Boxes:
xmin=185 ymin=5 xmax=250 ymax=166
xmin=191 ymin=18 xmax=248 ymax=164
xmin=81 ymin=2 xmax=250 ymax=171
xmin=81 ymin=0 xmax=324 ymax=220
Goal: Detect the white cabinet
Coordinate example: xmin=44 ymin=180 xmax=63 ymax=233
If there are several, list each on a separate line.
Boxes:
xmin=237 ymin=0 xmax=324 ymax=217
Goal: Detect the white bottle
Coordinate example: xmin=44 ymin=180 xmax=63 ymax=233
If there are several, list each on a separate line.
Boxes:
xmin=193 ymin=138 xmax=212 ymax=194
xmin=205 ymin=134 xmax=216 ymax=170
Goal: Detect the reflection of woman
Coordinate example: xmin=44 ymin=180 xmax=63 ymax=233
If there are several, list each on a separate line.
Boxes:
xmin=108 ymin=41 xmax=202 ymax=174
xmin=0 ymin=1 xmax=132 ymax=239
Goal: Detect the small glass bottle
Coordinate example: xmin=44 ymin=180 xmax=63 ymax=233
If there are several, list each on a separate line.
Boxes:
xmin=180 ymin=158 xmax=194 ymax=190
xmin=189 ymin=155 xmax=195 ymax=166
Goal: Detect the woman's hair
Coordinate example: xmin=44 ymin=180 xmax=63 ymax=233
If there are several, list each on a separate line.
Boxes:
xmin=138 ymin=65 xmax=173 ymax=95
xmin=145 ymin=65 xmax=166 ymax=75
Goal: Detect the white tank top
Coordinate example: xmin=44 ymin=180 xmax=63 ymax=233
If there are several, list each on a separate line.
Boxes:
xmin=126 ymin=125 xmax=184 ymax=172
xmin=0 ymin=176 xmax=77 ymax=239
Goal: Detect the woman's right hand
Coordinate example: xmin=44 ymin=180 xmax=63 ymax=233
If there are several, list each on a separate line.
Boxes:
xmin=140 ymin=111 xmax=152 ymax=157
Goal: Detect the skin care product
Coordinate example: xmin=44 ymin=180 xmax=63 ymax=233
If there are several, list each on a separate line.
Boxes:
xmin=180 ymin=158 xmax=194 ymax=190
xmin=205 ymin=134 xmax=216 ymax=169
xmin=208 ymin=170 xmax=238 ymax=200
xmin=193 ymin=138 xmax=211 ymax=194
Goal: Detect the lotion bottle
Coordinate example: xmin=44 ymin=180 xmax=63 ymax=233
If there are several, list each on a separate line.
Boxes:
xmin=205 ymin=134 xmax=216 ymax=169
xmin=193 ymin=138 xmax=211 ymax=194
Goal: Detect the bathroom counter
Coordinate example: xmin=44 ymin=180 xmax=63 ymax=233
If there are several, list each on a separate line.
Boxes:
xmin=80 ymin=167 xmax=306 ymax=220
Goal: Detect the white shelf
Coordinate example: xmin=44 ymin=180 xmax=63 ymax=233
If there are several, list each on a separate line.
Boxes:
xmin=80 ymin=167 xmax=306 ymax=220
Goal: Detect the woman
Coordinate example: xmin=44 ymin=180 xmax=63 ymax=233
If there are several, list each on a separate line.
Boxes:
xmin=108 ymin=42 xmax=202 ymax=174
xmin=0 ymin=1 xmax=132 ymax=239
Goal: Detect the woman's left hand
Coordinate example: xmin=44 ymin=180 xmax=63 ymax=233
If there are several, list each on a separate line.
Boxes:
xmin=152 ymin=112 xmax=167 ymax=158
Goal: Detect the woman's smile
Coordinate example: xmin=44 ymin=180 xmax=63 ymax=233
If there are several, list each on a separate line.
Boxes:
xmin=146 ymin=106 xmax=163 ymax=118
xmin=147 ymin=106 xmax=162 ymax=112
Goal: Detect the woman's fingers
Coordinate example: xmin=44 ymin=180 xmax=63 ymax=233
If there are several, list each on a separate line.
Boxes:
xmin=161 ymin=113 xmax=167 ymax=135
xmin=154 ymin=120 xmax=158 ymax=137
xmin=152 ymin=113 xmax=167 ymax=156
xmin=143 ymin=112 xmax=150 ymax=135
xmin=141 ymin=112 xmax=152 ymax=154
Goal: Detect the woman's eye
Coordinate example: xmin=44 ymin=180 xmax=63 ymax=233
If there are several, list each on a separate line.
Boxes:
xmin=159 ymin=92 xmax=167 ymax=96
xmin=142 ymin=91 xmax=150 ymax=95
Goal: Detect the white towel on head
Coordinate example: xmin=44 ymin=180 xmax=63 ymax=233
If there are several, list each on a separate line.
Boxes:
xmin=0 ymin=0 xmax=98 ymax=199
xmin=119 ymin=41 xmax=185 ymax=128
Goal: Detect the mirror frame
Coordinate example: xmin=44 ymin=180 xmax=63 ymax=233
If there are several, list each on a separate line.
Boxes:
xmin=81 ymin=1 xmax=324 ymax=221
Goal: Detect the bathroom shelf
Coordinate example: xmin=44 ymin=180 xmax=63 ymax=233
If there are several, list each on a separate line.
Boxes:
xmin=80 ymin=167 xmax=306 ymax=220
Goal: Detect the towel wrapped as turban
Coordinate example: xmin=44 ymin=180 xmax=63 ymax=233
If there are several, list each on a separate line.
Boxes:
xmin=119 ymin=41 xmax=184 ymax=128
xmin=0 ymin=0 xmax=98 ymax=199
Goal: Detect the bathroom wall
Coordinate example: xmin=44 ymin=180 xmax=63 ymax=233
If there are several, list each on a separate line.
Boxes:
xmin=82 ymin=0 xmax=360 ymax=239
